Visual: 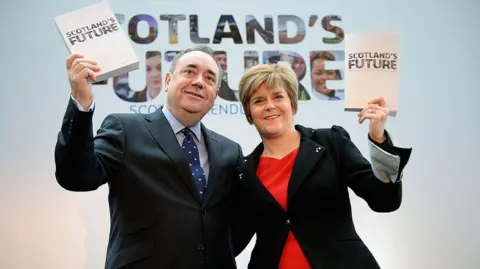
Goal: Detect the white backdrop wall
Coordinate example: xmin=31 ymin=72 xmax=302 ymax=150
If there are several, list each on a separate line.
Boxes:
xmin=0 ymin=0 xmax=479 ymax=268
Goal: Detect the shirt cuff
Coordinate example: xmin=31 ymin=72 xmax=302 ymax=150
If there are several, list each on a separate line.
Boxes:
xmin=368 ymin=131 xmax=402 ymax=183
xmin=70 ymin=95 xmax=95 ymax=112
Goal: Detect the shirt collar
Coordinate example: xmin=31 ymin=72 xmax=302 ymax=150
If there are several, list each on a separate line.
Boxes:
xmin=162 ymin=105 xmax=202 ymax=142
xmin=146 ymin=87 xmax=152 ymax=102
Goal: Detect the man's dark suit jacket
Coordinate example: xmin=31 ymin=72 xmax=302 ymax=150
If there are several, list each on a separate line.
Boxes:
xmin=218 ymin=80 xmax=238 ymax=102
xmin=55 ymin=98 xmax=243 ymax=269
xmin=232 ymin=124 xmax=412 ymax=269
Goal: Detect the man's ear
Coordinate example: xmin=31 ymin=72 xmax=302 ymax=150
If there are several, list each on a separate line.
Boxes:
xmin=164 ymin=72 xmax=172 ymax=92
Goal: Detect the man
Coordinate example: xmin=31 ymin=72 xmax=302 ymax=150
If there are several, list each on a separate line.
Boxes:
xmin=212 ymin=51 xmax=238 ymax=101
xmin=54 ymin=45 xmax=244 ymax=269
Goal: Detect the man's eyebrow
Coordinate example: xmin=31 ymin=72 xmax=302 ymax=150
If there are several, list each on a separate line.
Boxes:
xmin=206 ymin=69 xmax=216 ymax=78
xmin=185 ymin=64 xmax=197 ymax=69
xmin=185 ymin=64 xmax=216 ymax=78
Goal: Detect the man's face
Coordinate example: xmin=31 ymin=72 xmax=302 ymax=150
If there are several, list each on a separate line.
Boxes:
xmin=165 ymin=51 xmax=220 ymax=117
xmin=214 ymin=53 xmax=227 ymax=71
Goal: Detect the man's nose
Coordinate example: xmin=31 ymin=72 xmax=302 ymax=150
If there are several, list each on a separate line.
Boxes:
xmin=191 ymin=75 xmax=205 ymax=89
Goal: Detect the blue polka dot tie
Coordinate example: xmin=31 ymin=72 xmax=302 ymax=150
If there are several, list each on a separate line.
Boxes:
xmin=181 ymin=128 xmax=206 ymax=201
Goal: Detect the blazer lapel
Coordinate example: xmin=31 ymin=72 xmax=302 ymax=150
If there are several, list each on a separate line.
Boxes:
xmin=243 ymin=144 xmax=286 ymax=212
xmin=287 ymin=126 xmax=326 ymax=204
xmin=202 ymin=126 xmax=222 ymax=205
xmin=143 ymin=109 xmax=201 ymax=202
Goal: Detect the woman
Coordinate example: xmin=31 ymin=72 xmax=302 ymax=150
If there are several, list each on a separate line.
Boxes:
xmin=113 ymin=51 xmax=163 ymax=102
xmin=131 ymin=51 xmax=163 ymax=102
xmin=137 ymin=50 xmax=162 ymax=101
xmin=232 ymin=64 xmax=412 ymax=269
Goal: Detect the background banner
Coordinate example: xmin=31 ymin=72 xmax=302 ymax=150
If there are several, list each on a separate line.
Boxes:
xmin=1 ymin=0 xmax=478 ymax=268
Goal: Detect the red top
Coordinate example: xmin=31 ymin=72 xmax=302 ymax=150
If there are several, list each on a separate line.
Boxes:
xmin=256 ymin=148 xmax=311 ymax=269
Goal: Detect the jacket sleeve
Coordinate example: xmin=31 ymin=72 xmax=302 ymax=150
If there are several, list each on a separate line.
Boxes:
xmin=332 ymin=125 xmax=412 ymax=212
xmin=231 ymin=183 xmax=256 ymax=256
xmin=230 ymin=145 xmax=256 ymax=256
xmin=54 ymin=97 xmax=125 ymax=191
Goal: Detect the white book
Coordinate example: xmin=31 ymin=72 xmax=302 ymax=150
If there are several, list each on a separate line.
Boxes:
xmin=344 ymin=32 xmax=399 ymax=116
xmin=54 ymin=0 xmax=139 ymax=82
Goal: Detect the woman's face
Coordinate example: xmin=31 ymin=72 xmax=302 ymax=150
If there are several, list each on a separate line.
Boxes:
xmin=146 ymin=55 xmax=162 ymax=92
xmin=248 ymin=83 xmax=295 ymax=139
xmin=311 ymin=58 xmax=337 ymax=95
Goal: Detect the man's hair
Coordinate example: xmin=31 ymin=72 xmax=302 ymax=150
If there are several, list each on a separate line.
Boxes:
xmin=169 ymin=45 xmax=223 ymax=88
xmin=213 ymin=50 xmax=226 ymax=56
xmin=146 ymin=51 xmax=161 ymax=59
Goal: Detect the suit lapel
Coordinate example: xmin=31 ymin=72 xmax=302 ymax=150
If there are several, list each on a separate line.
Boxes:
xmin=287 ymin=127 xmax=326 ymax=204
xmin=202 ymin=126 xmax=222 ymax=205
xmin=143 ymin=110 xmax=201 ymax=202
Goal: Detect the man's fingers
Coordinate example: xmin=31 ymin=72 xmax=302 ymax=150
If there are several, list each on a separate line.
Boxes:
xmin=66 ymin=53 xmax=84 ymax=70
xmin=74 ymin=67 xmax=97 ymax=82
xmin=86 ymin=69 xmax=97 ymax=82
xmin=71 ymin=58 xmax=99 ymax=71
xmin=71 ymin=62 xmax=100 ymax=78
xmin=69 ymin=61 xmax=100 ymax=83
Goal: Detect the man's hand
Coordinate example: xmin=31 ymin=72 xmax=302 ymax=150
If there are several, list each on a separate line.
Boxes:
xmin=66 ymin=53 xmax=100 ymax=110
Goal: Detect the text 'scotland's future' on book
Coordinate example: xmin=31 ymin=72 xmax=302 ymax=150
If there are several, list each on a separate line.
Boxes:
xmin=344 ymin=32 xmax=400 ymax=117
xmin=54 ymin=0 xmax=139 ymax=82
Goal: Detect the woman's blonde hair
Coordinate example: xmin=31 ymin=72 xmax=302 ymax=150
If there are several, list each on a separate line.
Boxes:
xmin=238 ymin=64 xmax=298 ymax=124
